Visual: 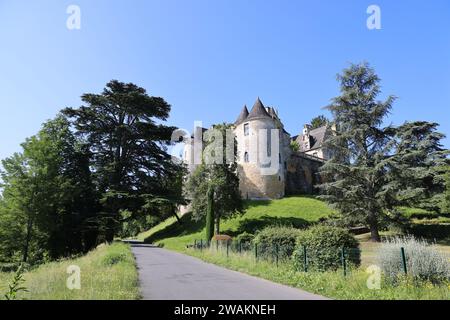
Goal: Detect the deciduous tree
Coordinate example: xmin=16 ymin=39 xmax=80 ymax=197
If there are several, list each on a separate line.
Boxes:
xmin=185 ymin=123 xmax=242 ymax=235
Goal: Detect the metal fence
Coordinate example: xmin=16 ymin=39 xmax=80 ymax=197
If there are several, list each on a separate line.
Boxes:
xmin=191 ymin=239 xmax=450 ymax=282
xmin=192 ymin=239 xmax=361 ymax=276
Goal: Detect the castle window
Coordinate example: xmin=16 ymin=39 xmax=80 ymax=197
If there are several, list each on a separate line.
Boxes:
xmin=244 ymin=152 xmax=249 ymax=163
xmin=244 ymin=123 xmax=249 ymax=136
xmin=278 ymin=176 xmax=281 ymax=181
xmin=279 ymin=153 xmax=281 ymax=164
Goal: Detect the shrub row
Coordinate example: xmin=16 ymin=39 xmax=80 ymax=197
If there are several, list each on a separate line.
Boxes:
xmin=248 ymin=225 xmax=361 ymax=271
xmin=233 ymin=226 xmax=449 ymax=283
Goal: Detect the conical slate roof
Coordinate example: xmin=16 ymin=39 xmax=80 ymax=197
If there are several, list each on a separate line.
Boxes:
xmin=247 ymin=97 xmax=271 ymax=121
xmin=235 ymin=105 xmax=249 ymax=125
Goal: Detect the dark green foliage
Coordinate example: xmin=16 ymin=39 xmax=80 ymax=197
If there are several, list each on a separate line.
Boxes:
xmin=445 ymin=169 xmax=450 ymax=213
xmin=234 ymin=232 xmax=255 ymax=244
xmin=118 ymin=210 xmax=160 ymax=238
xmin=384 ymin=122 xmax=448 ymax=213
xmin=205 ymin=187 xmax=215 ymax=241
xmin=144 ymin=212 xmax=204 ymax=244
xmin=408 ymin=223 xmax=450 ymax=241
xmin=293 ymin=225 xmax=360 ymax=271
xmin=101 ymin=251 xmax=128 ymax=267
xmin=63 ymin=80 xmax=185 ymax=241
xmin=0 ymin=80 xmax=184 ymax=265
xmin=310 ymin=115 xmax=328 ymax=129
xmin=0 ymin=116 xmax=99 ymax=263
xmin=290 ymin=141 xmax=300 ymax=152
xmin=185 ymin=123 xmax=243 ymax=234
xmin=253 ymin=226 xmax=301 ymax=260
xmin=319 ymin=62 xmax=449 ymax=241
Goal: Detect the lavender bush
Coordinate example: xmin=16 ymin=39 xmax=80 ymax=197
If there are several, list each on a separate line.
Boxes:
xmin=378 ymin=236 xmax=449 ymax=283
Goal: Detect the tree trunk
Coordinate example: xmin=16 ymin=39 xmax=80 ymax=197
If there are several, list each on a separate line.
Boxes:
xmin=205 ymin=188 xmax=215 ymax=241
xmin=369 ymin=222 xmax=381 ymax=242
xmin=23 ymin=216 xmax=33 ymax=263
xmin=172 ymin=212 xmax=182 ymax=225
xmin=214 ymin=212 xmax=220 ymax=235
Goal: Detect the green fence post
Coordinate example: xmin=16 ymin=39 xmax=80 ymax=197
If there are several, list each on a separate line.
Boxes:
xmin=239 ymin=241 xmax=242 ymax=254
xmin=400 ymin=247 xmax=408 ymax=275
xmin=255 ymin=243 xmax=258 ymax=263
xmin=341 ymin=247 xmax=347 ymax=277
xmin=226 ymin=240 xmax=230 ymax=258
xmin=303 ymin=245 xmax=308 ymax=272
xmin=200 ymin=239 xmax=203 ymax=252
xmin=276 ymin=244 xmax=279 ymax=267
xmin=216 ymin=239 xmax=219 ymax=252
xmin=194 ymin=239 xmax=197 ymax=249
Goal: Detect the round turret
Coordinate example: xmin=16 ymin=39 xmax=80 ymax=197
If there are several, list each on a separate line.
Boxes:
xmin=234 ymin=98 xmax=288 ymax=200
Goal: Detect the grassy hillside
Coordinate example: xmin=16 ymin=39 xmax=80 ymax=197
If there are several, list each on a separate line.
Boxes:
xmin=141 ymin=196 xmax=334 ymax=251
xmin=0 ymin=242 xmax=140 ymax=300
xmin=137 ymin=196 xmax=449 ymax=300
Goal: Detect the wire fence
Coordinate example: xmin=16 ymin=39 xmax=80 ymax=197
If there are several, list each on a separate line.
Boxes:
xmin=190 ymin=239 xmax=450 ymax=280
xmin=191 ymin=239 xmax=362 ymax=276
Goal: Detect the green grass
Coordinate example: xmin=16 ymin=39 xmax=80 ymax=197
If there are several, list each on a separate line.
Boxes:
xmin=187 ymin=247 xmax=449 ymax=300
xmin=136 ymin=216 xmax=178 ymax=241
xmin=398 ymin=207 xmax=436 ymax=218
xmin=141 ymin=196 xmax=334 ymax=250
xmin=0 ymin=242 xmax=140 ymax=300
xmin=137 ymin=196 xmax=450 ymax=300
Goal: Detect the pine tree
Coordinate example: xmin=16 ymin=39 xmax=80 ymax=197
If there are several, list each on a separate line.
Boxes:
xmin=63 ymin=80 xmax=183 ymax=242
xmin=310 ymin=115 xmax=328 ymax=129
xmin=319 ymin=63 xmax=448 ymax=241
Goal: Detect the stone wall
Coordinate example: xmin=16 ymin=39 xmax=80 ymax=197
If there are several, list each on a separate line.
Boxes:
xmin=234 ymin=117 xmax=289 ymax=200
xmin=285 ymin=153 xmax=323 ymax=195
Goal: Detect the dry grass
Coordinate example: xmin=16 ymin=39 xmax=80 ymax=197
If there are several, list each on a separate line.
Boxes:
xmin=0 ymin=242 xmax=140 ymax=300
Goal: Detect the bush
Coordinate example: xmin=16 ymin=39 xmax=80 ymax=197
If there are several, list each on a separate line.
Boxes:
xmin=253 ymin=226 xmax=301 ymax=260
xmin=235 ymin=232 xmax=254 ymax=244
xmin=102 ymin=251 xmax=128 ymax=266
xmin=378 ymin=236 xmax=449 ymax=284
xmin=292 ymin=225 xmax=360 ymax=271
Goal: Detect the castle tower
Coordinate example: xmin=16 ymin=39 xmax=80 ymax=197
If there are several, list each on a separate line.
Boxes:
xmin=234 ymin=98 xmax=288 ymax=200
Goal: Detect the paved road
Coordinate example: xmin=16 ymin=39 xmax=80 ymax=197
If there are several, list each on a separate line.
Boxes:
xmin=131 ymin=244 xmax=326 ymax=300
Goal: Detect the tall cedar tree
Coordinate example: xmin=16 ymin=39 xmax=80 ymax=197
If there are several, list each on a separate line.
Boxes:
xmin=63 ymin=80 xmax=184 ymax=241
xmin=383 ymin=121 xmax=448 ymax=213
xmin=444 ymin=167 xmax=450 ymax=213
xmin=310 ymin=115 xmax=329 ymax=129
xmin=185 ymin=123 xmax=243 ymax=234
xmin=320 ymin=63 xmax=448 ymax=241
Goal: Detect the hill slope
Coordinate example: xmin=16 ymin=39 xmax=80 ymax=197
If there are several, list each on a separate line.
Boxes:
xmin=0 ymin=243 xmax=140 ymax=300
xmin=141 ymin=196 xmax=334 ymax=251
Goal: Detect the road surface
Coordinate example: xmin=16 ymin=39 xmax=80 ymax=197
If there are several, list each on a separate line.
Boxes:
xmin=131 ymin=244 xmax=327 ymax=300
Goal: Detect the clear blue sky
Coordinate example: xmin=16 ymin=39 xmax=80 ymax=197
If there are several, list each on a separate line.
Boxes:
xmin=1 ymin=0 xmax=449 ymax=161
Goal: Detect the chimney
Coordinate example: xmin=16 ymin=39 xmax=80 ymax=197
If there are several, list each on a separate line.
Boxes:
xmin=303 ymin=124 xmax=312 ymax=136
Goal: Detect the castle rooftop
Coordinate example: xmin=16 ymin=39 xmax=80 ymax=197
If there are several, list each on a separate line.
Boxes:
xmin=246 ymin=97 xmax=272 ymax=122
xmin=235 ymin=105 xmax=249 ymax=125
